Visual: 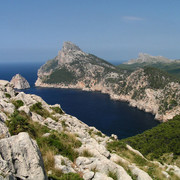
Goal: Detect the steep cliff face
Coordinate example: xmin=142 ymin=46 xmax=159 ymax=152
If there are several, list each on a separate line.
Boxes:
xmin=1 ymin=80 xmax=180 ymax=180
xmin=35 ymin=42 xmax=180 ymax=122
xmin=10 ymin=74 xmax=30 ymax=89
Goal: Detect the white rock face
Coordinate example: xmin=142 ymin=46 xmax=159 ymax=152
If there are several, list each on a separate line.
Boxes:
xmin=0 ymin=132 xmax=47 ymax=180
xmin=10 ymin=74 xmax=30 ymax=89
xmin=0 ymin=121 xmax=10 ymax=139
xmin=129 ymin=165 xmax=153 ymax=180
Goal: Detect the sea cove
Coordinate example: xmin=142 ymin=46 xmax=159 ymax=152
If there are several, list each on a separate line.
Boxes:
xmin=0 ymin=62 xmax=159 ymax=139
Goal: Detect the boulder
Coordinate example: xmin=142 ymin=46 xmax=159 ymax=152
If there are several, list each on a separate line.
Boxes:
xmin=0 ymin=132 xmax=47 ymax=180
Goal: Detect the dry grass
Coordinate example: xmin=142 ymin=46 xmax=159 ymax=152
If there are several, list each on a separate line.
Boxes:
xmin=81 ymin=149 xmax=93 ymax=157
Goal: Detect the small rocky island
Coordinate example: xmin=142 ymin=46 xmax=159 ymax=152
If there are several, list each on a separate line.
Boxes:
xmin=10 ymin=74 xmax=30 ymax=89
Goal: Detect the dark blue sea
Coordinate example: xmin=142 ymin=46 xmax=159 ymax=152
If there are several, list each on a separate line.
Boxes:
xmin=0 ymin=62 xmax=159 ymax=139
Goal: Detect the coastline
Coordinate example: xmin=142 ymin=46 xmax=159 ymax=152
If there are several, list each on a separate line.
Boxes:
xmin=35 ymin=78 xmax=180 ymax=122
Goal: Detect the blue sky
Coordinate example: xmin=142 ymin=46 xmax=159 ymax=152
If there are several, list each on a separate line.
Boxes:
xmin=0 ymin=0 xmax=180 ymax=63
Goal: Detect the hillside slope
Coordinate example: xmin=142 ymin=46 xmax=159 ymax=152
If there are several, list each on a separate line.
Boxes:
xmin=35 ymin=42 xmax=180 ymax=122
xmin=1 ymin=80 xmax=180 ymax=179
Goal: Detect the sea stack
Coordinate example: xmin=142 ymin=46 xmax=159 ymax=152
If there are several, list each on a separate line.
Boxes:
xmin=10 ymin=74 xmax=30 ymax=89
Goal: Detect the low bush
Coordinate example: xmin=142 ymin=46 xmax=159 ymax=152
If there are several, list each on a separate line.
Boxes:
xmin=6 ymin=110 xmax=36 ymax=138
xmin=51 ymin=106 xmax=64 ymax=114
xmin=5 ymin=93 xmax=11 ymax=98
xmin=30 ymin=102 xmax=50 ymax=118
xmin=12 ymin=100 xmax=24 ymax=109
xmin=81 ymin=149 xmax=93 ymax=157
xmin=108 ymin=171 xmax=118 ymax=180
xmin=108 ymin=114 xmax=180 ymax=160
xmin=37 ymin=131 xmax=81 ymax=162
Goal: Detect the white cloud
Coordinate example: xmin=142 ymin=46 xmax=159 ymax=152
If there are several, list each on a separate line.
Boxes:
xmin=122 ymin=16 xmax=144 ymax=21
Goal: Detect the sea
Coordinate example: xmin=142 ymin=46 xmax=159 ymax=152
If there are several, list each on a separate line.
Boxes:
xmin=0 ymin=61 xmax=159 ymax=139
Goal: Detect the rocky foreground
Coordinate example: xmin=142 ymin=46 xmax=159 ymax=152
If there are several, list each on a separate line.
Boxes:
xmin=0 ymin=80 xmax=180 ymax=180
xmin=35 ymin=42 xmax=180 ymax=122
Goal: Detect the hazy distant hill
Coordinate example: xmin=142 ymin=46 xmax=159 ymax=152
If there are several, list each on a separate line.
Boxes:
xmin=118 ymin=53 xmax=180 ymax=78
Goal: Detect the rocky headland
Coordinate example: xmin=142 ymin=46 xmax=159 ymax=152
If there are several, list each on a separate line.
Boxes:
xmin=10 ymin=74 xmax=30 ymax=89
xmin=0 ymin=80 xmax=180 ymax=179
xmin=35 ymin=42 xmax=180 ymax=122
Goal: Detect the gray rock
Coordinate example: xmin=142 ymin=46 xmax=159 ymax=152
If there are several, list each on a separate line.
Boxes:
xmin=93 ymin=172 xmax=113 ymax=180
xmin=10 ymin=74 xmax=30 ymax=89
xmin=0 ymin=112 xmax=8 ymax=122
xmin=0 ymin=100 xmax=15 ymax=114
xmin=54 ymin=155 xmax=75 ymax=174
xmin=0 ymin=121 xmax=10 ymax=139
xmin=0 ymin=132 xmax=47 ymax=180
xmin=83 ymin=170 xmax=94 ymax=180
xmin=18 ymin=106 xmax=31 ymax=116
xmin=129 ymin=165 xmax=152 ymax=180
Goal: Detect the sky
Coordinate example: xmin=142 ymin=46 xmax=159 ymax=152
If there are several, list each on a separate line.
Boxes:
xmin=0 ymin=0 xmax=180 ymax=64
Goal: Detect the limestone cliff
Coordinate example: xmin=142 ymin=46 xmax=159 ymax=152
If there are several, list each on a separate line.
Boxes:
xmin=10 ymin=74 xmax=30 ymax=89
xmin=35 ymin=42 xmax=180 ymax=122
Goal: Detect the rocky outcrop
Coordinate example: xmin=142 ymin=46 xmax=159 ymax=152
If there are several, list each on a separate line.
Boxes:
xmin=10 ymin=74 xmax=30 ymax=89
xmin=0 ymin=80 xmax=179 ymax=179
xmin=35 ymin=42 xmax=180 ymax=122
xmin=0 ymin=132 xmax=47 ymax=180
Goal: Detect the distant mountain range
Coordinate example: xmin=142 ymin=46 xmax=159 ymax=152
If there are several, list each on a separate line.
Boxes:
xmin=35 ymin=42 xmax=180 ymax=122
xmin=118 ymin=53 xmax=180 ymax=78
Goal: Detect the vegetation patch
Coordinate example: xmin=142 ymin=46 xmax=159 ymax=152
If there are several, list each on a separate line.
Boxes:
xmin=95 ymin=131 xmax=103 ymax=137
xmin=45 ymin=67 xmax=76 ymax=84
xmin=6 ymin=110 xmax=50 ymax=138
xmin=5 ymin=93 xmax=11 ymax=98
xmin=12 ymin=100 xmax=24 ymax=109
xmin=30 ymin=102 xmax=59 ymax=122
xmin=37 ymin=131 xmax=81 ymax=162
xmin=108 ymin=115 xmax=180 ymax=160
xmin=108 ymin=170 xmax=118 ymax=180
xmin=81 ymin=149 xmax=93 ymax=157
xmin=51 ymin=106 xmax=64 ymax=114
xmin=144 ymin=67 xmax=179 ymax=89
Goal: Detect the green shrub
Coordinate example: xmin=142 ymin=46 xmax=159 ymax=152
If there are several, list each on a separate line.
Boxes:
xmin=81 ymin=149 xmax=93 ymax=157
xmin=30 ymin=102 xmax=60 ymax=122
xmin=37 ymin=131 xmax=81 ymax=162
xmin=95 ymin=131 xmax=103 ymax=137
xmin=12 ymin=100 xmax=24 ymax=109
xmin=51 ymin=107 xmax=64 ymax=114
xmin=30 ymin=102 xmax=49 ymax=118
xmin=5 ymin=93 xmax=11 ymax=98
xmin=108 ymin=114 xmax=180 ymax=160
xmin=6 ymin=110 xmax=36 ymax=138
xmin=108 ymin=171 xmax=118 ymax=180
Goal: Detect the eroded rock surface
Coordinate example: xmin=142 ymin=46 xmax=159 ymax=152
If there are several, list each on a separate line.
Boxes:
xmin=10 ymin=74 xmax=30 ymax=89
xmin=0 ymin=132 xmax=47 ymax=180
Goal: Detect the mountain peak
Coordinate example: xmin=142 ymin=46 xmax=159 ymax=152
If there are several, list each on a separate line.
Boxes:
xmin=124 ymin=53 xmax=171 ymax=64
xmin=62 ymin=41 xmax=81 ymax=52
